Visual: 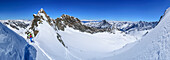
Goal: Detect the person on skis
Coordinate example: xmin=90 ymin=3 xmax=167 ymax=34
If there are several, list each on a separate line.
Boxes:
xmin=29 ymin=33 xmax=34 ymax=43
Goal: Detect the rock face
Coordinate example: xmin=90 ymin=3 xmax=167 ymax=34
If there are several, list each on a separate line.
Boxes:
xmin=28 ymin=8 xmax=113 ymax=36
xmin=0 ymin=22 xmax=36 ymax=60
xmin=28 ymin=8 xmax=54 ymax=36
xmin=98 ymin=20 xmax=112 ymax=29
xmin=55 ymin=14 xmax=109 ymax=34
xmin=11 ymin=8 xmax=158 ymax=37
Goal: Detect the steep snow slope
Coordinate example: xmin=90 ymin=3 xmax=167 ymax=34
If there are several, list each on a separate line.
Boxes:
xmin=26 ymin=8 xmax=81 ymax=60
xmin=0 ymin=22 xmax=36 ymax=60
xmin=0 ymin=20 xmax=31 ymax=38
xmin=32 ymin=21 xmax=81 ymax=60
xmin=102 ymin=7 xmax=170 ymax=60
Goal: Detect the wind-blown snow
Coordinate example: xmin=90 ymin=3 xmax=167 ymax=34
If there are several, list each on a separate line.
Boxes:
xmin=0 ymin=22 xmax=36 ymax=60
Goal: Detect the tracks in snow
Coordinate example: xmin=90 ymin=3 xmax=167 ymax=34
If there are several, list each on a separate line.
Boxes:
xmin=31 ymin=41 xmax=53 ymax=60
xmin=64 ymin=48 xmax=82 ymax=60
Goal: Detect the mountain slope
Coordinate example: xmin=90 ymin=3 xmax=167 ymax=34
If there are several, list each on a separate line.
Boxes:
xmin=0 ymin=20 xmax=31 ymax=38
xmin=26 ymin=8 xmax=140 ymax=60
xmin=0 ymin=8 xmax=161 ymax=60
xmin=26 ymin=8 xmax=81 ymax=60
xmin=58 ymin=26 xmax=137 ymax=60
xmin=103 ymin=7 xmax=170 ymax=60
xmin=0 ymin=22 xmax=36 ymax=60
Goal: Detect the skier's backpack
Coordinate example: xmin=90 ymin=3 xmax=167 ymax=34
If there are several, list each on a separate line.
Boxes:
xmin=30 ymin=34 xmax=32 ymax=38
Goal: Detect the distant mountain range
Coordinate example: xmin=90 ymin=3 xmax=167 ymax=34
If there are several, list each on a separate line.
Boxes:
xmin=83 ymin=20 xmax=158 ymax=33
xmin=0 ymin=19 xmax=158 ymax=34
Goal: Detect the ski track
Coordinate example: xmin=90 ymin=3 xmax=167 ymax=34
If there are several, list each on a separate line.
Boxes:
xmin=29 ymin=39 xmax=81 ymax=60
xmin=64 ymin=48 xmax=82 ymax=60
xmin=34 ymin=42 xmax=53 ymax=60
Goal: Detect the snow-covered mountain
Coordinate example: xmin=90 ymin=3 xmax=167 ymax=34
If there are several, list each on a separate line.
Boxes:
xmin=84 ymin=20 xmax=112 ymax=29
xmin=0 ymin=22 xmax=36 ymax=60
xmin=35 ymin=9 xmax=140 ymax=60
xmin=0 ymin=8 xmax=163 ymax=60
xmin=25 ymin=8 xmax=161 ymax=60
xmin=99 ymin=7 xmax=170 ymax=60
xmin=0 ymin=20 xmax=31 ymax=38
xmin=83 ymin=20 xmax=158 ymax=33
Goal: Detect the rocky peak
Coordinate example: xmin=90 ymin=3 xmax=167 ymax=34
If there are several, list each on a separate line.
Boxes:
xmin=100 ymin=20 xmax=107 ymax=24
xmin=60 ymin=14 xmax=81 ymax=23
xmin=28 ymin=8 xmax=52 ymax=36
xmin=98 ymin=20 xmax=111 ymax=29
xmin=55 ymin=14 xmax=112 ymax=34
xmin=39 ymin=8 xmax=45 ymax=13
xmin=33 ymin=8 xmax=50 ymax=21
xmin=38 ymin=8 xmax=47 ymax=16
xmin=55 ymin=14 xmax=82 ymax=31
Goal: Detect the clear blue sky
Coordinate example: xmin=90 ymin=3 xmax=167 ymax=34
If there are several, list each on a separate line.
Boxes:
xmin=0 ymin=0 xmax=170 ymax=21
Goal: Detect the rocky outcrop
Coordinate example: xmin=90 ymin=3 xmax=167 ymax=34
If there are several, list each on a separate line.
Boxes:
xmin=28 ymin=8 xmax=52 ymax=36
xmin=55 ymin=14 xmax=108 ymax=34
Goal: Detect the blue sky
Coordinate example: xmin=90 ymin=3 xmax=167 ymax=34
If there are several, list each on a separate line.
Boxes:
xmin=0 ymin=0 xmax=170 ymax=21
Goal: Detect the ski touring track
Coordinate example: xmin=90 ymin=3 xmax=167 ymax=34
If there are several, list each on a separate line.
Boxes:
xmin=28 ymin=39 xmax=82 ymax=60
xmin=31 ymin=41 xmax=53 ymax=60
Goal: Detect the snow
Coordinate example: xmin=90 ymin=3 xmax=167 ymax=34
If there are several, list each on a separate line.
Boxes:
xmin=0 ymin=8 xmax=161 ymax=60
xmin=31 ymin=21 xmax=80 ymax=60
xmin=128 ymin=30 xmax=151 ymax=40
xmin=0 ymin=20 xmax=31 ymax=39
xmin=38 ymin=13 xmax=48 ymax=20
xmin=26 ymin=19 xmax=138 ymax=60
xmin=0 ymin=18 xmax=151 ymax=60
xmin=58 ymin=26 xmax=137 ymax=59
xmin=0 ymin=22 xmax=36 ymax=60
xmin=120 ymin=23 xmax=129 ymax=29
xmin=102 ymin=7 xmax=170 ymax=60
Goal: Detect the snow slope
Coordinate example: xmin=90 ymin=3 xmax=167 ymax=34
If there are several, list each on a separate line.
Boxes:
xmin=0 ymin=20 xmax=31 ymax=39
xmin=0 ymin=8 xmax=160 ymax=60
xmin=32 ymin=20 xmax=137 ymax=60
xmin=0 ymin=22 xmax=36 ymax=60
xmin=58 ymin=26 xmax=137 ymax=60
xmin=102 ymin=7 xmax=170 ymax=60
xmin=31 ymin=20 xmax=81 ymax=60
xmin=25 ymin=8 xmax=140 ymax=60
